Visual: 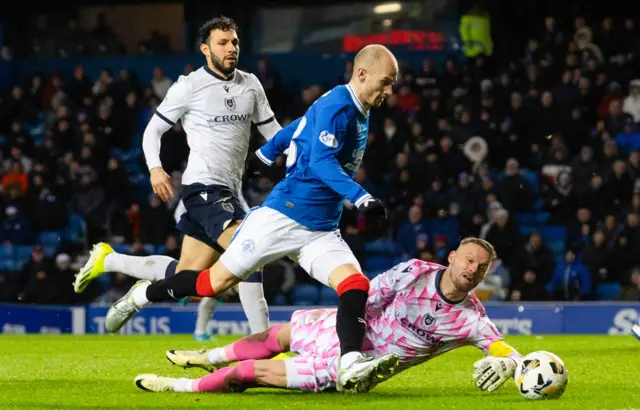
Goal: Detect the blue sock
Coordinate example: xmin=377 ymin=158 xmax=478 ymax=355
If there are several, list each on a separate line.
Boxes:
xmin=244 ymin=271 xmax=263 ymax=283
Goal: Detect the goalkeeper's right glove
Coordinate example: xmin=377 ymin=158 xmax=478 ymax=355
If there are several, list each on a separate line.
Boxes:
xmin=472 ymin=356 xmax=517 ymax=392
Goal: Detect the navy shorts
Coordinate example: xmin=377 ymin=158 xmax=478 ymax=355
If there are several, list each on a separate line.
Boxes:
xmin=176 ymin=183 xmax=247 ymax=252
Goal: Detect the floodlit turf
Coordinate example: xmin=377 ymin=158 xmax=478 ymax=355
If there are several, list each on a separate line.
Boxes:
xmin=0 ymin=335 xmax=638 ymax=409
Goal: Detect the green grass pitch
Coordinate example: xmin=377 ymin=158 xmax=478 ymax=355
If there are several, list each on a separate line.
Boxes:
xmin=1 ymin=334 xmax=639 ymax=409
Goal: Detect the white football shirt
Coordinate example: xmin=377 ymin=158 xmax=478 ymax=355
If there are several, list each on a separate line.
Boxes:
xmin=153 ymin=66 xmax=277 ymax=191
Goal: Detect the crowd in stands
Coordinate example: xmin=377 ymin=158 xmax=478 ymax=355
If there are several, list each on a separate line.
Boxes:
xmin=1 ymin=14 xmax=639 ymax=306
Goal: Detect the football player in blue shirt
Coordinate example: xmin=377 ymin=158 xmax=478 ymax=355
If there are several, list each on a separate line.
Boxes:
xmin=106 ymin=45 xmax=399 ymax=393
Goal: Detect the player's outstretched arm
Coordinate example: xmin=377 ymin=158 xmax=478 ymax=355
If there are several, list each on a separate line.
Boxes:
xmin=142 ymin=77 xmax=191 ymax=202
xmin=308 ymin=107 xmax=372 ymax=205
xmin=255 ymin=117 xmax=302 ymax=166
xmin=471 ymin=318 xmax=523 ymax=392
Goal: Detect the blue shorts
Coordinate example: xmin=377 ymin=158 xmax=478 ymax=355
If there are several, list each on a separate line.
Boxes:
xmin=176 ymin=183 xmax=247 ymax=252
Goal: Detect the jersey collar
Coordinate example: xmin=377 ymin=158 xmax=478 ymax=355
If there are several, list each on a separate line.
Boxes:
xmin=204 ymin=65 xmax=235 ymax=82
xmin=435 ymin=269 xmax=466 ymax=305
xmin=346 ymin=84 xmax=369 ymax=117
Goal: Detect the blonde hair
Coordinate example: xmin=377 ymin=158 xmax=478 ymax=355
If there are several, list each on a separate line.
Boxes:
xmin=458 ymin=237 xmax=497 ymax=262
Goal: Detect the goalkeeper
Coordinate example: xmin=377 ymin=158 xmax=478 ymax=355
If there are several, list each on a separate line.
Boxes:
xmin=135 ymin=237 xmax=522 ymax=393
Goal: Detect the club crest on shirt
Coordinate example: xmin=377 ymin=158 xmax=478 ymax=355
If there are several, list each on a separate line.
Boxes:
xmin=224 ymin=97 xmax=236 ymax=111
xmin=423 ymin=314 xmax=436 ymax=327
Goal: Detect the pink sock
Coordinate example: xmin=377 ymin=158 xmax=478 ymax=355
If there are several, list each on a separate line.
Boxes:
xmin=194 ymin=361 xmax=256 ymax=393
xmin=222 ymin=325 xmax=283 ymax=362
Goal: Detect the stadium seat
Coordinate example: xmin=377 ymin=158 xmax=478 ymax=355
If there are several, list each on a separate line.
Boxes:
xmin=536 ymin=212 xmax=550 ymax=225
xmin=109 ymin=148 xmax=124 ymax=160
xmin=65 ymin=214 xmax=86 ymax=244
xmin=293 ymin=284 xmax=320 ymax=306
xmin=15 ymin=245 xmax=33 ymax=260
xmin=520 ymin=169 xmax=540 ymax=195
xmin=155 ymin=245 xmax=167 ymax=255
xmin=0 ymin=258 xmax=16 ymax=272
xmin=143 ymin=243 xmax=156 ymax=255
xmin=0 ymin=135 xmax=6 ymax=145
xmin=272 ymin=294 xmax=287 ymax=306
xmin=516 ymin=212 xmax=537 ymax=228
xmin=541 ymin=226 xmax=567 ymax=242
xmin=547 ymin=240 xmax=565 ymax=257
xmin=595 ymin=283 xmax=622 ymax=301
xmin=364 ymin=256 xmax=395 ymax=273
xmin=111 ymin=243 xmax=130 ymax=254
xmin=518 ymin=226 xmax=536 ymax=237
xmin=38 ymin=231 xmax=62 ymax=247
xmin=364 ymin=238 xmax=403 ymax=256
xmin=319 ymin=286 xmax=339 ymax=306
xmin=0 ymin=245 xmax=14 ymax=260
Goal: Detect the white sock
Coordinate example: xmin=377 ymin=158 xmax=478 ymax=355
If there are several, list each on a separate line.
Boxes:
xmin=173 ymin=378 xmax=191 ymax=392
xmin=195 ymin=297 xmax=217 ymax=335
xmin=238 ymin=282 xmax=269 ymax=333
xmin=104 ymin=253 xmax=175 ymax=282
xmin=132 ymin=284 xmax=151 ymax=307
xmin=207 ymin=347 xmax=229 ymax=365
xmin=340 ymin=351 xmax=363 ymax=369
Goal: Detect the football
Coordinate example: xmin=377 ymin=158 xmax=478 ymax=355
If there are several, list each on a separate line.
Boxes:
xmin=514 ymin=351 xmax=569 ymax=400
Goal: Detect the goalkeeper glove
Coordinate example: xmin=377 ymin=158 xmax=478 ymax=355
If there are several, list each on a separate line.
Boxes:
xmin=472 ymin=356 xmax=517 ymax=392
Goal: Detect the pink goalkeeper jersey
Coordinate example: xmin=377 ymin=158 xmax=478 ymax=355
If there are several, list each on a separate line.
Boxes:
xmin=362 ymin=259 xmax=504 ymax=370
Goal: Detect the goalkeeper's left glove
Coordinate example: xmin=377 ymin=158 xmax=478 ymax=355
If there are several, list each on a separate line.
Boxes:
xmin=472 ymin=356 xmax=517 ymax=392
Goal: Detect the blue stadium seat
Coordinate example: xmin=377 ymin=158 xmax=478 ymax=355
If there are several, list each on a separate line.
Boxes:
xmin=521 ymin=169 xmax=540 ymax=195
xmin=595 ymin=283 xmax=622 ymax=301
xmin=516 ymin=212 xmax=537 ymax=228
xmin=0 ymin=258 xmax=16 ymax=272
xmin=143 ymin=243 xmax=155 ymax=255
xmin=541 ymin=226 xmax=568 ymax=242
xmin=364 ymin=256 xmax=395 ymax=273
xmin=547 ymin=240 xmax=565 ymax=256
xmin=536 ymin=212 xmax=550 ymax=225
xmin=293 ymin=284 xmax=320 ymax=306
xmin=43 ymin=246 xmax=56 ymax=258
xmin=65 ymin=214 xmax=86 ymax=244
xmin=518 ymin=226 xmax=536 ymax=237
xmin=0 ymin=135 xmax=6 ymax=145
xmin=0 ymin=245 xmax=14 ymax=260
xmin=109 ymin=148 xmax=124 ymax=160
xmin=364 ymin=238 xmax=402 ymax=256
xmin=111 ymin=243 xmax=130 ymax=254
xmin=38 ymin=231 xmax=62 ymax=247
xmin=319 ymin=286 xmax=339 ymax=306
xmin=15 ymin=245 xmax=33 ymax=260
xmin=155 ymin=245 xmax=167 ymax=255
xmin=272 ymin=294 xmax=287 ymax=306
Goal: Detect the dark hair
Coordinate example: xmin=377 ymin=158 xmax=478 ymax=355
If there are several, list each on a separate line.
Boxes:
xmin=199 ymin=16 xmax=238 ymax=44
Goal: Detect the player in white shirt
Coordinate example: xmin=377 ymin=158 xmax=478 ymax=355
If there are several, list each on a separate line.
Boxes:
xmin=73 ymin=16 xmax=282 ymax=339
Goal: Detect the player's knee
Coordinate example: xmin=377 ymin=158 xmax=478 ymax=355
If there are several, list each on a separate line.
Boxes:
xmin=336 ymin=273 xmax=370 ymax=296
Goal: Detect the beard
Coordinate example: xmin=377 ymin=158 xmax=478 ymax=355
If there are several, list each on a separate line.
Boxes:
xmin=212 ymin=54 xmax=237 ymax=75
